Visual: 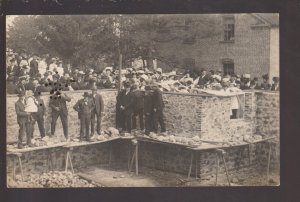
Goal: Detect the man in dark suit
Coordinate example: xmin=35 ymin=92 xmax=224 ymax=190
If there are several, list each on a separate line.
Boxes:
xmin=90 ymin=87 xmax=104 ymax=136
xmin=29 ymin=55 xmax=39 ymax=78
xmin=33 ymin=91 xmax=46 ymax=138
xmin=197 ymin=69 xmax=210 ymax=88
xmin=116 ymin=81 xmax=134 ymax=133
xmin=144 ymin=85 xmax=154 ymax=135
xmin=152 ymin=83 xmax=166 ymax=134
xmin=15 ymin=91 xmax=31 ymax=149
xmin=49 ymin=90 xmax=71 ymax=140
xmin=73 ymin=92 xmax=95 ymax=141
xmin=131 ymin=84 xmax=145 ymax=131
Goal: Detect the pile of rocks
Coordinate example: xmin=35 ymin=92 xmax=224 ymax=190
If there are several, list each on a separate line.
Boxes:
xmin=147 ymin=133 xmax=202 ymax=146
xmin=9 ymin=171 xmax=97 ymax=188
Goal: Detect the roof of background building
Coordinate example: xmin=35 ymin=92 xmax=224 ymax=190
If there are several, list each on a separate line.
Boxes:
xmin=252 ymin=13 xmax=279 ymax=27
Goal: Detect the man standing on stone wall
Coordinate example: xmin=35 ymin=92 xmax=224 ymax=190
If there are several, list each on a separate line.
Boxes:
xmin=90 ymin=86 xmax=104 ymax=137
xmin=15 ymin=91 xmax=32 ymax=149
xmin=49 ymin=90 xmax=71 ymax=141
xmin=117 ymin=81 xmax=134 ymax=133
xmin=131 ymin=83 xmax=145 ymax=132
xmin=33 ymin=91 xmax=46 ymax=138
xmin=73 ymin=92 xmax=95 ymax=141
xmin=152 ymin=82 xmax=166 ymax=134
xmin=144 ymin=85 xmax=154 ymax=135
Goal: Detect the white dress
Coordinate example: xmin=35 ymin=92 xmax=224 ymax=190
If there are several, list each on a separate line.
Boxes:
xmin=49 ymin=63 xmax=57 ymax=73
xmin=25 ymin=96 xmax=38 ymax=113
xmin=225 ymin=87 xmax=241 ymax=113
xmin=56 ymin=66 xmax=64 ymax=76
xmin=38 ymin=61 xmax=47 ymax=76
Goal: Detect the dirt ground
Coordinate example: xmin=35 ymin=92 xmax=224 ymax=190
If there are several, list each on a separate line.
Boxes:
xmin=7 ymin=164 xmax=279 ymax=187
xmin=76 ymin=165 xmax=280 ymax=187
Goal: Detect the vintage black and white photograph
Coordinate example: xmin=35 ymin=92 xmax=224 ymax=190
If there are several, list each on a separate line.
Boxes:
xmin=6 ymin=14 xmax=279 ymax=187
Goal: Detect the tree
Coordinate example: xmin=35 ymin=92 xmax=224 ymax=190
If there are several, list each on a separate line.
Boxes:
xmin=7 ymin=15 xmax=221 ymax=71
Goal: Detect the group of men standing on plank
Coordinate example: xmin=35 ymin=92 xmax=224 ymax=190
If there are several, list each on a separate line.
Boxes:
xmin=15 ymin=78 xmax=166 ymax=149
xmin=15 ymin=86 xmax=104 ymax=149
xmin=116 ymin=81 xmax=166 ymax=136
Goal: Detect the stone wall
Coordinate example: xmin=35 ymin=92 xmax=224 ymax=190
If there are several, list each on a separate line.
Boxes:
xmin=162 ymin=92 xmax=202 ymax=137
xmin=7 ymin=90 xmax=280 ymax=142
xmin=7 ymin=141 xmax=117 ymax=177
xmin=200 ymin=95 xmax=253 ymax=140
xmin=254 ymin=91 xmax=280 ymax=138
xmin=7 ymin=91 xmax=280 ymax=178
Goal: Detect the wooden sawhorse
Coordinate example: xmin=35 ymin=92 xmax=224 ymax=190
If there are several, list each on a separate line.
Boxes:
xmin=128 ymin=139 xmax=139 ymax=175
xmin=7 ymin=152 xmax=24 ymax=181
xmin=187 ymin=148 xmax=231 ymax=186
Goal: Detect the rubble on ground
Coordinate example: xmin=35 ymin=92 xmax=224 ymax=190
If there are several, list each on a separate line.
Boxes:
xmin=8 ymin=171 xmax=97 ymax=188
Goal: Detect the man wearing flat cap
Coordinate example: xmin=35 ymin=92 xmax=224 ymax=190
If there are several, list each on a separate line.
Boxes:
xmin=15 ymin=91 xmax=32 ymax=148
xmin=73 ymin=92 xmax=95 ymax=141
xmin=90 ymin=87 xmax=104 ymax=137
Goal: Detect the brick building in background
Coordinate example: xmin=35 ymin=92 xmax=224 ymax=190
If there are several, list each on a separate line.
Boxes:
xmin=153 ymin=14 xmax=279 ymax=83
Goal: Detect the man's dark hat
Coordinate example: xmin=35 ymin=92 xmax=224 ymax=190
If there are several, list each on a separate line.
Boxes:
xmin=262 ymin=74 xmax=269 ymax=80
xmin=34 ymin=91 xmax=41 ymax=96
xmin=144 ymin=85 xmax=152 ymax=90
xmin=18 ymin=91 xmax=26 ymax=97
xmin=83 ymin=92 xmax=89 ymax=97
xmin=123 ymin=81 xmax=131 ymax=88
xmin=272 ymin=77 xmax=279 ymax=82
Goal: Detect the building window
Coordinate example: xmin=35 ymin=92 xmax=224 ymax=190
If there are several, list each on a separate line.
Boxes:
xmin=223 ymin=17 xmax=235 ymax=41
xmin=222 ymin=60 xmax=234 ymax=76
xmin=183 ymin=58 xmax=195 ymax=69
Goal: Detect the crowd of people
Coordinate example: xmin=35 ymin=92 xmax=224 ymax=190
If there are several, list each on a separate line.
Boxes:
xmin=9 ymin=48 xmax=279 ymax=149
xmin=6 ymin=49 xmax=280 ymax=95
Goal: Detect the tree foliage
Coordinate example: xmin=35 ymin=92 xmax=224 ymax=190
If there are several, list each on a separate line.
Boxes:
xmin=7 ymin=15 xmax=220 ymax=70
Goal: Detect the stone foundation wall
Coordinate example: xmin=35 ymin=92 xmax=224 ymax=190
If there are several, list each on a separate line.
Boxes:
xmin=254 ymin=92 xmax=280 ymax=138
xmin=7 ymin=139 xmax=278 ymax=179
xmin=200 ymin=95 xmax=253 ymax=140
xmin=162 ymin=93 xmax=202 ymax=137
xmin=7 ymin=90 xmax=280 ymax=178
xmin=7 ymin=141 xmax=115 ymax=177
